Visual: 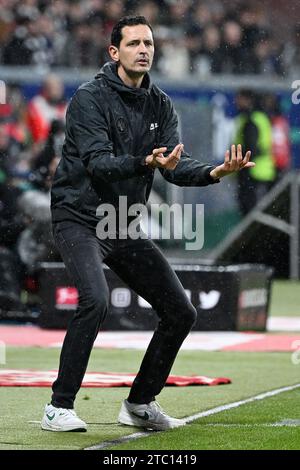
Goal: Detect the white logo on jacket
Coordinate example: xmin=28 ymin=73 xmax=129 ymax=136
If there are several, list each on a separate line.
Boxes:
xmin=198 ymin=291 xmax=221 ymax=309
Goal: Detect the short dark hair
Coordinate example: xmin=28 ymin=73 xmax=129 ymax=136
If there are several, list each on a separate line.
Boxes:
xmin=111 ymin=16 xmax=153 ymax=48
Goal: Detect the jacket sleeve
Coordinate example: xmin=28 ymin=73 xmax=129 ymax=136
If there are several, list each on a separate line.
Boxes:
xmin=158 ymin=95 xmax=219 ymax=187
xmin=68 ymin=89 xmax=150 ymax=183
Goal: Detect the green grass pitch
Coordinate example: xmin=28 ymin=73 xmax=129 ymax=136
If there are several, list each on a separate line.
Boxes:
xmin=1 ymin=348 xmax=299 ymax=450
xmin=0 ymin=280 xmax=300 ymax=450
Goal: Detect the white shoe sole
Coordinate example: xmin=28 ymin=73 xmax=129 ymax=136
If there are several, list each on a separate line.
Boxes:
xmin=118 ymin=407 xmax=186 ymax=431
xmin=41 ymin=418 xmax=87 ymax=432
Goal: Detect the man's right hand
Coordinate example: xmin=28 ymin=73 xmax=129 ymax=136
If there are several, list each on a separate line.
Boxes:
xmin=145 ymin=144 xmax=183 ymax=170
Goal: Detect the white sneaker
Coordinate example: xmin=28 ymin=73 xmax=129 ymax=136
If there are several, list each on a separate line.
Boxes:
xmin=41 ymin=404 xmax=87 ymax=432
xmin=118 ymin=399 xmax=186 ymax=431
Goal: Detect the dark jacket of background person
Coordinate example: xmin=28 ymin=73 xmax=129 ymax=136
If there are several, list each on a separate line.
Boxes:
xmin=32 ymin=119 xmax=64 ymax=191
xmin=0 ymin=177 xmax=24 ymax=248
xmin=51 ymin=62 xmax=218 ymax=229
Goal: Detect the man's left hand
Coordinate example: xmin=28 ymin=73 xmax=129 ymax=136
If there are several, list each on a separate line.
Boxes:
xmin=210 ymin=144 xmax=255 ymax=180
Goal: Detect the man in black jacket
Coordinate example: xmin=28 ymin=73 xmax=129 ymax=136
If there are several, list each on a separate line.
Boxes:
xmin=42 ymin=16 xmax=254 ymax=433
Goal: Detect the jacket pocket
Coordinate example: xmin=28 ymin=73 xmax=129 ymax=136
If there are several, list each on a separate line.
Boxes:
xmin=75 ymin=183 xmax=92 ymax=209
xmin=75 ymin=183 xmax=101 ymax=211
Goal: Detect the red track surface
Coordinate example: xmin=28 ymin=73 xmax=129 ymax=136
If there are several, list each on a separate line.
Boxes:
xmin=0 ymin=325 xmax=299 ymax=351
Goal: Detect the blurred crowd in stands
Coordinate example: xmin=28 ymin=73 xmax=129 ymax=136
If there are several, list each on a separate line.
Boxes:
xmin=0 ymin=0 xmax=300 ymax=77
xmin=0 ymin=74 xmax=66 ymax=311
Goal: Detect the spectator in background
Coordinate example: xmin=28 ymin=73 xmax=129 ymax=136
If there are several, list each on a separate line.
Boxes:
xmin=220 ymin=20 xmax=245 ymax=74
xmin=0 ymin=0 xmax=296 ymax=77
xmin=209 ymin=0 xmax=225 ymax=27
xmin=192 ymin=1 xmax=213 ymax=29
xmin=0 ymin=84 xmax=29 ymax=148
xmin=3 ymin=10 xmax=56 ymax=67
xmin=157 ymin=27 xmax=190 ymax=79
xmin=35 ymin=13 xmax=58 ymax=66
xmin=0 ymin=83 xmax=31 ymax=179
xmin=283 ymin=24 xmax=300 ymax=77
xmin=254 ymin=31 xmax=285 ymax=76
xmin=133 ymin=0 xmax=160 ymax=25
xmin=0 ymin=0 xmax=16 ymax=57
xmin=46 ymin=0 xmax=69 ymax=28
xmin=0 ymin=122 xmax=20 ymax=177
xmin=186 ymin=1 xmax=224 ymax=76
xmin=154 ymin=0 xmax=192 ymax=78
xmin=198 ymin=23 xmax=223 ymax=75
xmin=262 ymin=93 xmax=291 ymax=179
xmin=235 ymin=89 xmax=276 ymax=215
xmin=87 ymin=0 xmax=106 ymax=23
xmin=0 ymin=84 xmax=33 ymax=186
xmin=0 ymin=123 xmax=25 ymax=251
xmin=2 ymin=10 xmax=39 ymax=65
xmin=65 ymin=0 xmax=86 ymax=31
xmin=63 ymin=18 xmax=103 ymax=68
xmin=185 ymin=24 xmax=202 ymax=74
xmin=0 ymin=174 xmax=25 ymax=312
xmin=165 ymin=0 xmax=190 ymax=33
xmin=239 ymin=5 xmax=265 ymax=54
xmin=236 ymin=5 xmax=268 ymax=74
xmin=103 ymin=0 xmax=126 ymax=37
xmin=31 ymin=119 xmax=64 ymax=191
xmin=27 ymin=74 xmax=67 ymax=146
xmin=43 ymin=1 xmax=69 ymax=67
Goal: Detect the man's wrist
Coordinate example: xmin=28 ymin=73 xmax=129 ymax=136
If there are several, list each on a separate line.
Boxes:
xmin=204 ymin=166 xmax=220 ymax=184
xmin=209 ymin=168 xmax=220 ymax=180
xmin=134 ymin=155 xmax=153 ymax=174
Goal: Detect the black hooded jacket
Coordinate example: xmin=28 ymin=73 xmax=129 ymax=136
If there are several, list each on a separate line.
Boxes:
xmin=51 ymin=62 xmax=218 ymax=228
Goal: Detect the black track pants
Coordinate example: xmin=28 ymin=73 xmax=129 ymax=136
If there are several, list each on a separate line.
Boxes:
xmin=51 ymin=221 xmax=197 ymax=409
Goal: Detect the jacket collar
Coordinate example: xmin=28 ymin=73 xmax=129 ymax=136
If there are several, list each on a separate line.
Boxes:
xmin=95 ymin=62 xmax=151 ymax=97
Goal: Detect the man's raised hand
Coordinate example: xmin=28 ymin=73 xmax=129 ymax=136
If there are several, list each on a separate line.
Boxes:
xmin=145 ymin=144 xmax=183 ymax=170
xmin=209 ymin=144 xmax=255 ymax=180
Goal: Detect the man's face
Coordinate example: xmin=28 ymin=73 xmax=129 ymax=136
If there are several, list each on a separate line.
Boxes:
xmin=111 ymin=24 xmax=154 ymax=76
xmin=44 ymin=76 xmax=64 ymax=103
xmin=236 ymin=94 xmax=253 ymax=112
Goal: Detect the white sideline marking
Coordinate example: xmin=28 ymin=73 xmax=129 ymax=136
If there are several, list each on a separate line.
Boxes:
xmin=274 ymin=419 xmax=300 ymax=427
xmin=84 ymin=431 xmax=153 ymax=450
xmin=84 ymin=383 xmax=300 ymax=451
xmin=184 ymin=382 xmax=300 ymax=423
xmin=183 ymin=421 xmax=300 ymax=428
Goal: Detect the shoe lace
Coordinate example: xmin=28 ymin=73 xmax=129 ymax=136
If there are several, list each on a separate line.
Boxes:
xmin=150 ymin=401 xmax=168 ymax=417
xmin=58 ymin=408 xmax=76 ymax=417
